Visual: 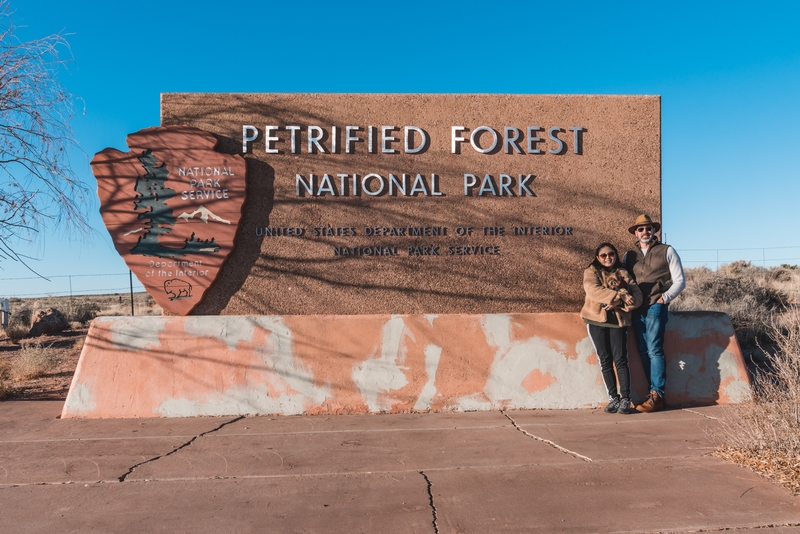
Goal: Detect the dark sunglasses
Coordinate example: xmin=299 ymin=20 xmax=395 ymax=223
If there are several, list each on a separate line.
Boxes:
xmin=635 ymin=226 xmax=653 ymax=233
xmin=598 ymin=252 xmax=616 ymax=259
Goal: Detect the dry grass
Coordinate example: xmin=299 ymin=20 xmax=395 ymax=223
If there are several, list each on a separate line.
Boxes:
xmin=671 ymin=262 xmax=799 ymax=362
xmin=0 ymin=328 xmax=86 ymax=401
xmin=11 ymin=343 xmax=61 ymax=380
xmin=713 ymin=447 xmax=800 ymax=495
xmin=5 ymin=292 xmax=162 ymax=331
xmin=0 ymin=292 xmax=159 ymax=401
xmin=711 ymin=308 xmax=800 ymax=495
xmin=672 ymin=262 xmax=800 ymax=493
xmin=0 ymin=356 xmax=8 ymax=379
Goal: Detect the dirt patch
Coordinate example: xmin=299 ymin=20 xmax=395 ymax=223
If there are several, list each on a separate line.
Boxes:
xmin=0 ymin=291 xmax=160 ymax=401
xmin=0 ymin=329 xmax=85 ymax=401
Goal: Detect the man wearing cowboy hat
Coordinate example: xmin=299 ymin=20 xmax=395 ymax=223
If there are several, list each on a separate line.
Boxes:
xmin=622 ymin=214 xmax=686 ymax=413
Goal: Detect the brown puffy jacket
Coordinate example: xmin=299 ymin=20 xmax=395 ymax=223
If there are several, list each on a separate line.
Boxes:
xmin=580 ymin=265 xmax=643 ymax=326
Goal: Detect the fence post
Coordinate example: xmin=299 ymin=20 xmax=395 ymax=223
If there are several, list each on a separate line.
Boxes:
xmin=129 ymin=271 xmax=135 ymax=316
xmin=1 ymin=299 xmax=9 ymax=329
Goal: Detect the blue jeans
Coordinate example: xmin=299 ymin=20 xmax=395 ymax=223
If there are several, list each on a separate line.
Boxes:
xmin=632 ymin=303 xmax=669 ymax=396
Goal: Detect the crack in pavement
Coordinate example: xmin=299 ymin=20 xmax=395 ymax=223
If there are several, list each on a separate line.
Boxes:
xmin=682 ymin=408 xmax=719 ymax=420
xmin=419 ymin=471 xmax=439 ymax=534
xmin=502 ymin=411 xmax=593 ymax=463
xmin=3 ymin=461 xmax=587 ymax=488
xmin=117 ymin=416 xmax=245 ymax=482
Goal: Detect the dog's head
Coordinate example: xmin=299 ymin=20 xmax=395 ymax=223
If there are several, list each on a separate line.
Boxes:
xmin=601 ymin=270 xmax=623 ymax=290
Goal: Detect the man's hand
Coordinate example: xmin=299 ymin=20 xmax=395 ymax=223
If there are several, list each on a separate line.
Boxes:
xmin=657 ymin=296 xmax=666 ymax=304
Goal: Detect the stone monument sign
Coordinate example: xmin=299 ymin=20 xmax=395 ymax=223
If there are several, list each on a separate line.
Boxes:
xmin=66 ymin=96 xmax=753 ymax=419
xmin=97 ymin=94 xmax=660 ymax=315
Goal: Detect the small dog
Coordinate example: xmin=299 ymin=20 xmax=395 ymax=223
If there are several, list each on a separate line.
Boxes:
xmin=601 ymin=270 xmax=630 ymax=307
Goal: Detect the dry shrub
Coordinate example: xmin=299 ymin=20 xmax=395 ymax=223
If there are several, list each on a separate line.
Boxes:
xmin=8 ymin=305 xmax=31 ymax=328
xmin=0 ymin=356 xmax=9 ymax=380
xmin=671 ymin=261 xmax=793 ymax=350
xmin=96 ymin=303 xmax=126 ymax=317
xmin=713 ymin=309 xmax=800 ymax=494
xmin=0 ymin=356 xmax=10 ymax=397
xmin=141 ymin=303 xmax=163 ymax=316
xmin=11 ymin=343 xmax=61 ymax=380
xmin=67 ymin=300 xmax=101 ymax=324
xmin=3 ymin=325 xmax=29 ymax=343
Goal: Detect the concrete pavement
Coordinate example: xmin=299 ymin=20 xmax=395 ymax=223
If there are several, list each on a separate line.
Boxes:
xmin=1 ymin=402 xmax=799 ymax=533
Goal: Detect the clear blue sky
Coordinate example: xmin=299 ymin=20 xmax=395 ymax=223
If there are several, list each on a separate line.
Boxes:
xmin=3 ymin=0 xmax=800 ymax=297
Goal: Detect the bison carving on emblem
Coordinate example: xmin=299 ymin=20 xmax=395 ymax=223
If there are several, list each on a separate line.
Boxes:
xmin=164 ymin=279 xmax=193 ymax=300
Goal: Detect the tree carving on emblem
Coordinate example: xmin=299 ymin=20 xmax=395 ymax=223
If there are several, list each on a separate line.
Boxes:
xmin=130 ymin=150 xmax=220 ymax=258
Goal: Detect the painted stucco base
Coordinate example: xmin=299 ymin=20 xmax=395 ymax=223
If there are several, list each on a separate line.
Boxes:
xmin=61 ymin=312 xmax=751 ymax=419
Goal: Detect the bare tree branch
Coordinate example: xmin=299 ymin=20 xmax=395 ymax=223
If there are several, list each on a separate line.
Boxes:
xmin=0 ymin=1 xmax=90 ymax=271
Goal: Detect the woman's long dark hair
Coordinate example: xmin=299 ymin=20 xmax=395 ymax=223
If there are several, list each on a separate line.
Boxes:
xmin=589 ymin=242 xmax=624 ymax=271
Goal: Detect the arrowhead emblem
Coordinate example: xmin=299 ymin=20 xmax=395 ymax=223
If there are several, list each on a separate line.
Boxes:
xmin=91 ymin=125 xmax=247 ymax=315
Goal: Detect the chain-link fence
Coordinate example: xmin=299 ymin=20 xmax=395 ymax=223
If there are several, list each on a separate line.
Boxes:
xmin=677 ymin=246 xmax=800 ymax=270
xmin=0 ymin=272 xmax=144 ymax=298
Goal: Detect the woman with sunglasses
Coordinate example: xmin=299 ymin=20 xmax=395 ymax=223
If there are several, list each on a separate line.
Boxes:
xmin=581 ymin=242 xmax=643 ymax=414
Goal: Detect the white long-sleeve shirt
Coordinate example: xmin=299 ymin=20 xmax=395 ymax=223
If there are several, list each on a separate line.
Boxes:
xmin=639 ymin=245 xmax=686 ymax=304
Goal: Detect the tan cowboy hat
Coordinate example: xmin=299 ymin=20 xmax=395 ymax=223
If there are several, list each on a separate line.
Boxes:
xmin=628 ymin=214 xmax=661 ymax=234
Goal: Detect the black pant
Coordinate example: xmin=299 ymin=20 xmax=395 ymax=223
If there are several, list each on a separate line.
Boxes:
xmin=587 ymin=324 xmax=631 ymax=400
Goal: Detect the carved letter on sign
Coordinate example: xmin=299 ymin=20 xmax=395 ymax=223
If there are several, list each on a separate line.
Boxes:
xmin=91 ymin=125 xmax=247 ymax=315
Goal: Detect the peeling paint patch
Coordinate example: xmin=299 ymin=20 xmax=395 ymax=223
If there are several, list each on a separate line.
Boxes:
xmin=107 ymin=317 xmax=168 ymax=351
xmin=156 ymin=385 xmax=307 ymax=417
xmin=155 ymin=316 xmax=334 ymax=416
xmin=414 ymin=344 xmax=442 ymax=410
xmin=450 ymin=393 xmax=492 ymax=411
xmin=184 ymin=316 xmax=257 ymax=349
xmin=718 ymin=349 xmax=752 ymax=403
xmin=481 ymin=318 xmax=605 ymax=409
xmin=485 ymin=334 xmax=606 ymax=409
xmin=482 ymin=314 xmax=513 ymax=349
xmin=551 ymin=339 xmax=568 ymax=354
xmin=353 ymin=316 xmax=409 ymax=412
xmin=63 ymin=381 xmax=97 ymax=413
xmin=423 ymin=314 xmax=437 ymax=327
xmin=253 ymin=316 xmax=329 ymax=405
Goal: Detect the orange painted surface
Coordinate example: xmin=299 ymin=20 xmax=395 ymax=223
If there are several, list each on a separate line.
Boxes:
xmin=62 ymin=312 xmax=751 ymax=419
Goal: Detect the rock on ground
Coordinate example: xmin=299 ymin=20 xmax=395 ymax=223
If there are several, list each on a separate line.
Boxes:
xmin=28 ymin=308 xmax=70 ymax=337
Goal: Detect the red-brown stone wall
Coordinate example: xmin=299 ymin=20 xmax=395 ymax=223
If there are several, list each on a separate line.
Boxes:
xmin=161 ymin=94 xmax=660 ymax=315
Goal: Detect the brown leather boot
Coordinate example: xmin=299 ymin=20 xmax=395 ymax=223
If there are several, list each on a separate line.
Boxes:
xmin=636 ymin=390 xmax=665 ymax=413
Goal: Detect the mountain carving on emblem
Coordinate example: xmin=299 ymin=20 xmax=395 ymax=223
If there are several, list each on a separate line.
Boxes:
xmin=177 ymin=206 xmax=232 ymax=224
